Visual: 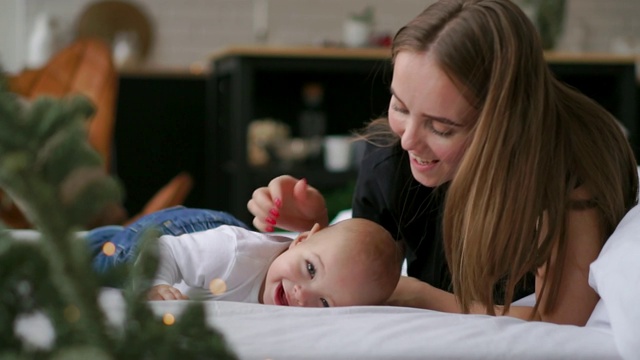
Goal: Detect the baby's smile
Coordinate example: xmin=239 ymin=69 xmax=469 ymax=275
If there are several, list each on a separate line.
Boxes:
xmin=275 ymin=282 xmax=289 ymax=306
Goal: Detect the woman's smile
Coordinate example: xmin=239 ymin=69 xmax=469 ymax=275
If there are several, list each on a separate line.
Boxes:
xmin=409 ymin=152 xmax=439 ymax=169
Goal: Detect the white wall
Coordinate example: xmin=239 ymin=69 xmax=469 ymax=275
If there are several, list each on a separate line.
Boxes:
xmin=2 ymin=0 xmax=640 ymax=71
xmin=0 ymin=0 xmax=27 ymax=73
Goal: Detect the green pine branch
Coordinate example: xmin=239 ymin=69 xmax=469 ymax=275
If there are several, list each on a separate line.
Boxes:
xmin=0 ymin=72 xmax=237 ymax=359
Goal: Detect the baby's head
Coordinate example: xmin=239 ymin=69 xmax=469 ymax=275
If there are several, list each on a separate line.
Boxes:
xmin=262 ymin=218 xmax=402 ymax=307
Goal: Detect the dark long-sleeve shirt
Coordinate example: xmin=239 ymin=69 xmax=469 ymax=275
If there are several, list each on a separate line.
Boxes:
xmin=352 ymin=141 xmax=533 ymax=301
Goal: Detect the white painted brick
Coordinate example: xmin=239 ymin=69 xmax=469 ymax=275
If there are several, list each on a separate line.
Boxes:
xmin=14 ymin=0 xmax=640 ymax=68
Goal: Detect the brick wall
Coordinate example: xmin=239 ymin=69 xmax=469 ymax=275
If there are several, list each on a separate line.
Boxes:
xmin=17 ymin=0 xmax=640 ymax=69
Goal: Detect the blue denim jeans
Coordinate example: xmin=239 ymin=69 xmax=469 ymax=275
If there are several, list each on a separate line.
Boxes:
xmin=85 ymin=206 xmax=249 ymax=274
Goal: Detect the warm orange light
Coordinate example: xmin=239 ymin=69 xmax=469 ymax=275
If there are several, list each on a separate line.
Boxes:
xmin=102 ymin=242 xmax=116 ymax=256
xmin=162 ymin=313 xmax=175 ymax=326
xmin=209 ymin=278 xmax=227 ymax=295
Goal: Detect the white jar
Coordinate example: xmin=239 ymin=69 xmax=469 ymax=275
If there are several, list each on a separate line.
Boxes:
xmin=343 ymin=19 xmax=371 ymax=48
xmin=26 ymin=13 xmax=57 ymax=69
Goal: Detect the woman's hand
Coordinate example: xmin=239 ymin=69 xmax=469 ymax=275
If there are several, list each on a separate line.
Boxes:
xmin=247 ymin=175 xmax=329 ymax=232
xmin=147 ymin=284 xmax=189 ymax=301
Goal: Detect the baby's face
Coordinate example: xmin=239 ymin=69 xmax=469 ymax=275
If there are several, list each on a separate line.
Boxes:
xmin=262 ymin=227 xmax=380 ymax=307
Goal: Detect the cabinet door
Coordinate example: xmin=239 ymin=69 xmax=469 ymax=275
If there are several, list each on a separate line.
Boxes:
xmin=115 ymin=74 xmax=207 ymax=215
xmin=210 ymin=56 xmax=392 ymax=225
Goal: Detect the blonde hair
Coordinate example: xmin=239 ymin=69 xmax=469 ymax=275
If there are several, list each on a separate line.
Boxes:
xmin=361 ymin=0 xmax=638 ymax=315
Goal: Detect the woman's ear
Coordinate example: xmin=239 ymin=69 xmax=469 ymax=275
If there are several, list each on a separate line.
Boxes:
xmin=289 ymin=223 xmax=322 ymax=249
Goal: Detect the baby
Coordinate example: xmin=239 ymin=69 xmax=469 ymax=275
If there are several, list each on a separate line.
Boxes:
xmin=85 ymin=207 xmax=402 ymax=307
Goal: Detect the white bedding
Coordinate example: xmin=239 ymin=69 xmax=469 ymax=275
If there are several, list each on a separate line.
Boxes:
xmin=8 ymin=203 xmax=640 ymax=359
xmin=133 ymin=296 xmax=620 ymax=360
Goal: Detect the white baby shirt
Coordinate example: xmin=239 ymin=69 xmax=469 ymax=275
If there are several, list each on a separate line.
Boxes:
xmin=152 ymin=225 xmax=292 ymax=302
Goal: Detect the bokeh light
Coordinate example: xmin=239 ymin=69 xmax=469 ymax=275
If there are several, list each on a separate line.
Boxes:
xmin=102 ymin=241 xmax=116 ymax=256
xmin=209 ymin=278 xmax=227 ymax=295
xmin=162 ymin=313 xmax=175 ymax=326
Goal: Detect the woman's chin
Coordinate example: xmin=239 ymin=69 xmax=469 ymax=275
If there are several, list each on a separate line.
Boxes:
xmin=411 ymin=168 xmax=440 ymax=188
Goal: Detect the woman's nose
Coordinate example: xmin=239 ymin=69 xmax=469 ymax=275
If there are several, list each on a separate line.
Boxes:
xmin=400 ymin=117 xmax=421 ymax=151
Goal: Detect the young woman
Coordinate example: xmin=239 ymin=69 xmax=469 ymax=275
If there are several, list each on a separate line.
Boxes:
xmin=247 ymin=0 xmax=638 ymax=325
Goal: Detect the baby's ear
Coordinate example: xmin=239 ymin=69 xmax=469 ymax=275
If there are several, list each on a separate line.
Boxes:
xmin=289 ymin=223 xmax=322 ymax=249
xmin=289 ymin=232 xmax=309 ymax=249
xmin=308 ymin=223 xmax=321 ymax=236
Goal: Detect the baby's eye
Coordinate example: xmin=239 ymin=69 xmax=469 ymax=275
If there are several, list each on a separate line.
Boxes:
xmin=320 ymin=298 xmax=329 ymax=308
xmin=306 ymin=261 xmax=316 ymax=278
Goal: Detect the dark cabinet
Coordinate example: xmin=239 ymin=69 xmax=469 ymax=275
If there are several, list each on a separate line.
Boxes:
xmin=207 ymin=47 xmax=393 ymax=225
xmin=549 ymin=59 xmax=638 ymax=153
xmin=114 ymin=71 xmax=208 ymax=216
xmin=206 ymin=47 xmax=638 ymax=227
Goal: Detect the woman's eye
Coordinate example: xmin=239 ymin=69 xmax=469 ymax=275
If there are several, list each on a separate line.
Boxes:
xmin=428 ymin=120 xmax=453 ymax=137
xmin=306 ymin=261 xmax=316 ymax=278
xmin=391 ymin=104 xmax=408 ymax=114
xmin=320 ymin=298 xmax=329 ymax=308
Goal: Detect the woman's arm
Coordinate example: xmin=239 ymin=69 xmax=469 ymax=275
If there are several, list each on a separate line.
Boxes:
xmin=533 ymin=187 xmax=602 ymax=325
xmin=386 ymin=276 xmax=460 ymax=312
xmin=389 ymin=188 xmax=602 ymax=325
xmin=387 ymin=276 xmax=539 ymax=322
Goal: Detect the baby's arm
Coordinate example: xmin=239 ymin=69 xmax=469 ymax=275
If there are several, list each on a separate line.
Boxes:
xmin=147 ymin=235 xmax=186 ymax=301
xmin=147 ymin=284 xmax=189 ymax=300
xmin=148 ymin=228 xmax=236 ymax=300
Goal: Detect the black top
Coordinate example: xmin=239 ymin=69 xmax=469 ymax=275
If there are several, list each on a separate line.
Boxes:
xmin=352 ymin=141 xmax=533 ymax=301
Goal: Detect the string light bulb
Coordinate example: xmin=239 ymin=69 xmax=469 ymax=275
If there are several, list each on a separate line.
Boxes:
xmin=209 ymin=278 xmax=227 ymax=295
xmin=102 ymin=242 xmax=116 ymax=256
xmin=162 ymin=313 xmax=175 ymax=326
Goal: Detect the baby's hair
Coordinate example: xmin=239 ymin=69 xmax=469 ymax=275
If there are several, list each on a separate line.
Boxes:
xmin=324 ymin=218 xmax=403 ymax=305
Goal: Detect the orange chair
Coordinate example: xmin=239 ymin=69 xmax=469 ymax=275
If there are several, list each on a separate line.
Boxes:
xmin=9 ymin=38 xmax=117 ymax=170
xmin=2 ymin=38 xmax=193 ymax=229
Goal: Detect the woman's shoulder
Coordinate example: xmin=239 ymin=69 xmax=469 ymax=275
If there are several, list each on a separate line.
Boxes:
xmin=360 ymin=141 xmax=406 ymax=172
xmin=568 ymin=185 xmax=597 ymax=210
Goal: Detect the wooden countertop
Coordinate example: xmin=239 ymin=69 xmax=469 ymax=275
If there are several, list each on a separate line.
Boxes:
xmin=210 ymin=45 xmax=637 ymax=65
xmin=210 ymin=45 xmax=393 ymax=61
xmin=116 ymin=46 xmax=637 ymax=77
xmin=118 ymin=65 xmax=208 ymax=78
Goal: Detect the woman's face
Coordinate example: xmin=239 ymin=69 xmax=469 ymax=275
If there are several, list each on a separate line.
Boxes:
xmin=389 ymin=51 xmax=476 ymax=187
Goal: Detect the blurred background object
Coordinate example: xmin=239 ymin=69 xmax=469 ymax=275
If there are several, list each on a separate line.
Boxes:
xmin=1 ymin=0 xmax=639 ymax=72
xmin=343 ymin=6 xmax=375 ymax=48
xmin=75 ymin=0 xmax=153 ymax=69
xmin=514 ymin=0 xmax=566 ymax=50
xmin=2 ymin=38 xmax=193 ymax=229
xmin=26 ymin=12 xmax=59 ymax=69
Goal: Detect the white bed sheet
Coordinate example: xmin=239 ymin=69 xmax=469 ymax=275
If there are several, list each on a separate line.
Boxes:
xmin=6 ymin=201 xmax=634 ymax=360
xmin=136 ymin=297 xmax=619 ymax=360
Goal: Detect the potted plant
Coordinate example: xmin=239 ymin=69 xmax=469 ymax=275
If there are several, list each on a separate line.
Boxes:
xmin=343 ymin=6 xmax=375 ymax=48
xmin=517 ymin=0 xmax=566 ymax=50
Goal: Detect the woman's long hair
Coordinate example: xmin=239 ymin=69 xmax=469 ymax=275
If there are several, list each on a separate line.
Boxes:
xmin=365 ymin=0 xmax=638 ymax=316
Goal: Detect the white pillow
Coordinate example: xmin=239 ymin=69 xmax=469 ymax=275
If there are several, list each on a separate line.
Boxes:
xmin=589 ymin=204 xmax=640 ymax=360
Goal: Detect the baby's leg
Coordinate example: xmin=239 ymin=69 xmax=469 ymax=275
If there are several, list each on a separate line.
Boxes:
xmin=84 ymin=225 xmax=125 ymax=273
xmin=158 ymin=208 xmax=250 ymax=234
xmin=112 ymin=206 xmax=249 ymax=262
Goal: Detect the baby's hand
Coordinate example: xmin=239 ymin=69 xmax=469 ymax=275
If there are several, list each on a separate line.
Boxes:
xmin=147 ymin=284 xmax=189 ymax=301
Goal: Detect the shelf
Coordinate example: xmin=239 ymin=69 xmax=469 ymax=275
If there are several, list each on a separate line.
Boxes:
xmin=211 ymin=45 xmax=637 ymax=64
xmin=206 ymin=46 xmax=638 ymax=227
